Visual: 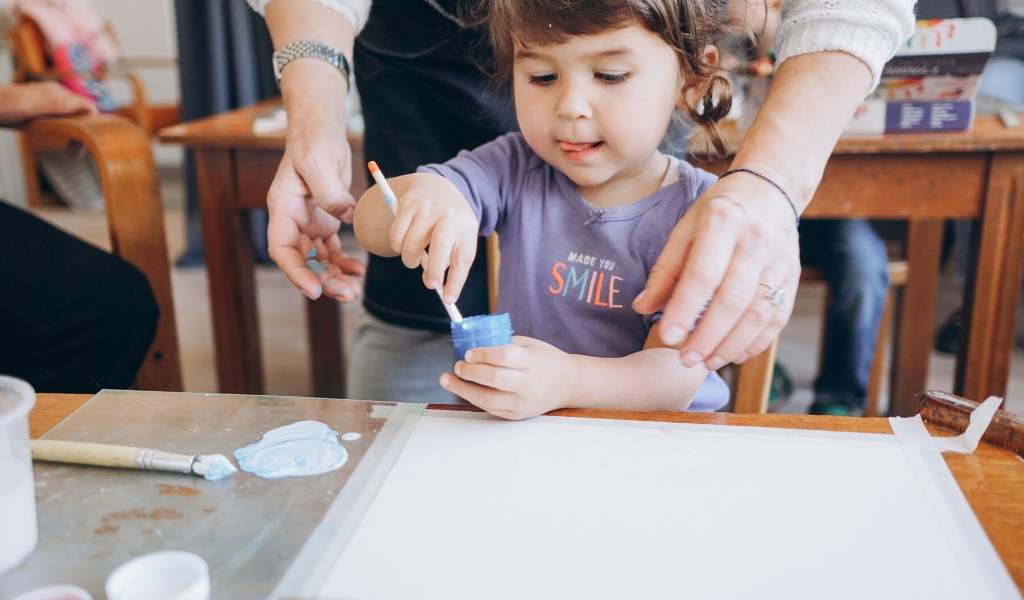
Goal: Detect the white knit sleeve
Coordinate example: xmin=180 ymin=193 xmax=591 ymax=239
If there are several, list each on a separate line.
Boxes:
xmin=775 ymin=0 xmax=916 ymax=91
xmin=246 ymin=0 xmax=372 ymax=34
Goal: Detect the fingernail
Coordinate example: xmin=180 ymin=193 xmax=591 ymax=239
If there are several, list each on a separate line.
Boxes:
xmin=454 ymin=362 xmax=463 ymax=376
xmin=705 ymin=356 xmax=726 ymax=370
xmin=734 ymin=352 xmax=749 ymax=364
xmin=661 ymin=325 xmax=684 ymax=345
xmin=633 ymin=289 xmax=648 ymax=304
xmin=439 ymin=374 xmax=450 ymax=388
xmin=681 ymin=351 xmax=703 ymax=367
xmin=465 ymin=350 xmax=475 ymax=362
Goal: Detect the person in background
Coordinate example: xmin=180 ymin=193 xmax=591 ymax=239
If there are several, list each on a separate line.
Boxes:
xmin=248 ymin=0 xmax=915 ymax=404
xmin=928 ymin=0 xmax=1024 ymax=354
xmin=0 ymin=82 xmax=160 ymax=393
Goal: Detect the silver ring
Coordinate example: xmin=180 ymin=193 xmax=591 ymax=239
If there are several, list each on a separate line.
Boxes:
xmin=759 ymin=283 xmax=786 ymax=308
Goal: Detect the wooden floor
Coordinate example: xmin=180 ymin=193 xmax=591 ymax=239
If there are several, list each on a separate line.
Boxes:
xmin=30 ymin=166 xmax=1024 ymax=415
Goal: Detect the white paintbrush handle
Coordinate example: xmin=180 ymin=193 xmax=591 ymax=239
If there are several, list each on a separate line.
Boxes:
xmin=31 ymin=440 xmax=195 ymax=475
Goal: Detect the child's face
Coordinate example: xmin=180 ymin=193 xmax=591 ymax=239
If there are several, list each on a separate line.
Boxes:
xmin=512 ymin=23 xmax=683 ymax=190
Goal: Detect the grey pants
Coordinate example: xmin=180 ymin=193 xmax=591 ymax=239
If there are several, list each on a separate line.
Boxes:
xmin=346 ymin=311 xmax=462 ymax=405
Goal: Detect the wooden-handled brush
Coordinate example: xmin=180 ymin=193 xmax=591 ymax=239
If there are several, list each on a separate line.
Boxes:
xmin=30 ymin=440 xmax=237 ymax=481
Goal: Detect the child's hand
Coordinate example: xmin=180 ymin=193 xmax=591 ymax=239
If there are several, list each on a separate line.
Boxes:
xmin=390 ymin=175 xmax=478 ymax=303
xmin=440 ymin=336 xmax=576 ymax=420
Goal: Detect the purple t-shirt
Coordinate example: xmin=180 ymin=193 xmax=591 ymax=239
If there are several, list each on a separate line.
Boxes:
xmin=420 ymin=133 xmax=729 ymax=411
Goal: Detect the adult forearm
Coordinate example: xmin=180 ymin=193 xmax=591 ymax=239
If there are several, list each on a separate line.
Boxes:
xmin=264 ymin=0 xmax=356 ymax=124
xmin=731 ymin=51 xmax=872 ymax=213
xmin=566 ymin=349 xmax=707 ymax=412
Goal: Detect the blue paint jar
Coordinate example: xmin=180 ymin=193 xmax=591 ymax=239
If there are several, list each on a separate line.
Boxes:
xmin=450 ymin=313 xmax=513 ymax=360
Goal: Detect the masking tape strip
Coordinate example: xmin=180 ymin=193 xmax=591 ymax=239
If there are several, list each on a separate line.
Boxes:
xmin=273 ymin=401 xmax=426 ymax=597
xmin=889 ymin=396 xmax=1019 ymax=598
xmin=890 ymin=395 xmax=1002 ymax=454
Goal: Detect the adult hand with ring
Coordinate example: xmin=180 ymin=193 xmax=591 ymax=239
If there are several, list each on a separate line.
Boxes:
xmin=634 ymin=167 xmax=801 ymax=371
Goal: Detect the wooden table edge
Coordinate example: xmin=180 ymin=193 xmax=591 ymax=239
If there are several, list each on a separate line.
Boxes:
xmin=29 ymin=392 xmax=1024 ymax=591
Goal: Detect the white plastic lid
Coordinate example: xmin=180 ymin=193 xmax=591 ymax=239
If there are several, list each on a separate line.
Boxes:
xmin=105 ymin=551 xmax=210 ymax=600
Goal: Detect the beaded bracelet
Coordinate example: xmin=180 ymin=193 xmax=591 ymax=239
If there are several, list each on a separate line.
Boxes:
xmin=720 ymin=167 xmax=800 ymax=228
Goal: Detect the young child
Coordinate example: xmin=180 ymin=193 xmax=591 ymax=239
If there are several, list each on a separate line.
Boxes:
xmin=354 ymin=0 xmax=733 ymax=420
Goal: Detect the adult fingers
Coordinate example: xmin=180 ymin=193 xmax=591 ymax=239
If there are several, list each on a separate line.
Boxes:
xmin=632 ymin=215 xmax=695 ymax=315
xmin=658 ymin=196 xmax=745 ymax=346
xmin=291 ymin=141 xmax=354 ymax=218
xmin=267 ymin=208 xmax=322 ymax=300
xmin=675 ymin=223 xmax=768 ymax=367
xmin=702 ymin=261 xmax=790 ymax=369
xmin=322 ymin=233 xmax=366 ymax=275
xmin=739 ymin=275 xmax=799 ymax=359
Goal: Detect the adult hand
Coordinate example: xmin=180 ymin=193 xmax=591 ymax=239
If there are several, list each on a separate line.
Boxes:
xmin=266 ymin=67 xmax=364 ymax=302
xmin=0 ymin=82 xmax=97 ymax=127
xmin=633 ymin=169 xmax=801 ymax=370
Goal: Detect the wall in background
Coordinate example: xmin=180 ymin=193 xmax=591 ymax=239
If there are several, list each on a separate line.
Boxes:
xmin=0 ymin=46 xmax=27 ymax=205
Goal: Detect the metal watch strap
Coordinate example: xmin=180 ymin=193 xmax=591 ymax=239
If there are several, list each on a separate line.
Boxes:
xmin=272 ymin=40 xmax=352 ymax=89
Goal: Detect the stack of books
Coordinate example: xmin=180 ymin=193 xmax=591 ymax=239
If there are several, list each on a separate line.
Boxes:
xmin=845 ymin=18 xmax=997 ymax=134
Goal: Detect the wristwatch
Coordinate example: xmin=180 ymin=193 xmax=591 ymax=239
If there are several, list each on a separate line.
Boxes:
xmin=272 ymin=40 xmax=352 ymax=89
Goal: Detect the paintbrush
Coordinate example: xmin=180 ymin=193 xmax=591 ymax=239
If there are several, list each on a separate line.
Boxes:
xmin=368 ymin=160 xmax=464 ymax=323
xmin=30 ymin=440 xmax=237 ymax=481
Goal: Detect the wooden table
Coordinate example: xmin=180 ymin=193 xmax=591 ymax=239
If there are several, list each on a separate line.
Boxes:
xmin=161 ymin=103 xmax=1024 ymax=414
xmin=31 ymin=393 xmax=1024 ymax=590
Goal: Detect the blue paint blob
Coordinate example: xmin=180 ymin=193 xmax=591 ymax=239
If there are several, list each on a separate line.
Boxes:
xmin=306 ymin=247 xmax=327 ymax=277
xmin=234 ymin=421 xmax=348 ymax=479
xmin=450 ymin=313 xmax=513 ymax=360
xmin=199 ymin=454 xmax=237 ymax=481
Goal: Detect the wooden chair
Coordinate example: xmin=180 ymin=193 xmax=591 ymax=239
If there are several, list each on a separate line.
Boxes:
xmin=736 ymin=259 xmax=910 ymax=416
xmin=486 ymin=235 xmax=773 ymax=414
xmin=18 ymin=114 xmax=183 ymax=391
xmin=805 ymin=260 xmax=909 ymax=417
xmin=8 ymin=16 xmax=180 ymax=208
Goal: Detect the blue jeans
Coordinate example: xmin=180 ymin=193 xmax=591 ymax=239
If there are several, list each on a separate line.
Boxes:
xmin=799 ymin=220 xmax=890 ymax=409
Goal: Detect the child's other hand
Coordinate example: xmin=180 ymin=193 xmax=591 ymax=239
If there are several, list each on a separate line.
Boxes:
xmin=389 ymin=176 xmax=478 ymax=303
xmin=440 ymin=336 xmax=575 ymax=420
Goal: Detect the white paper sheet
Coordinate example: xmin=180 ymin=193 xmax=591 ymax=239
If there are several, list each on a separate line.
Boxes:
xmin=317 ymin=412 xmax=1019 ymax=599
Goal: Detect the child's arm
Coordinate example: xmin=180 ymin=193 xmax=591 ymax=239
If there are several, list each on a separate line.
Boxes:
xmin=353 ymin=172 xmax=479 ymax=302
xmin=440 ymin=325 xmax=711 ymax=420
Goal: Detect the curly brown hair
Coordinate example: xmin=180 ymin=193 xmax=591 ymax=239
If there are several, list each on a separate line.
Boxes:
xmin=469 ymin=0 xmax=733 ymax=155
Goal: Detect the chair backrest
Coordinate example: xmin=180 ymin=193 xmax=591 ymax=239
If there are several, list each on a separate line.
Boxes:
xmin=8 ymin=18 xmax=50 ymax=82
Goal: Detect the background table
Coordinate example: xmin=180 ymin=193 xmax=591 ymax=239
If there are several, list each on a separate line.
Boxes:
xmin=160 ymin=104 xmax=1024 ymax=415
xmin=160 ymin=101 xmax=366 ymax=398
xmin=30 ymin=392 xmax=1024 ymax=590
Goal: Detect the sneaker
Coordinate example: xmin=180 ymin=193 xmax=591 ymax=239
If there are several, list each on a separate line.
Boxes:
xmin=769 ymin=363 xmax=794 ymax=405
xmin=808 ymin=400 xmax=863 ymax=417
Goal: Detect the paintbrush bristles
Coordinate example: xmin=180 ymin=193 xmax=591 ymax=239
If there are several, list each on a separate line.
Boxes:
xmin=192 ymin=454 xmax=238 ymax=481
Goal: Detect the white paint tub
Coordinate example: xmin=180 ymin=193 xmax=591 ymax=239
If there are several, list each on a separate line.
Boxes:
xmin=0 ymin=376 xmax=38 ymax=574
